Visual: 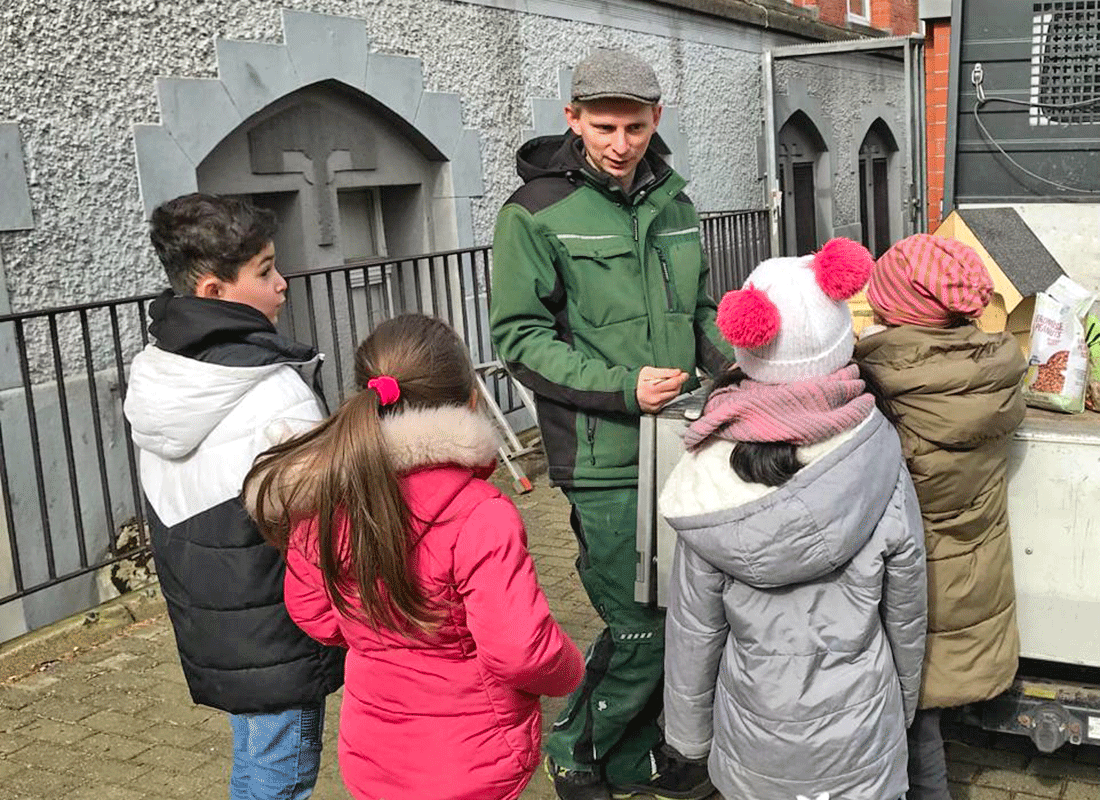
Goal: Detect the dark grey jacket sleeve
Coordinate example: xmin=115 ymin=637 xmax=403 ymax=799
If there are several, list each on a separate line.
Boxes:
xmin=881 ymin=469 xmax=928 ymax=726
xmin=664 ymin=538 xmax=729 ymax=760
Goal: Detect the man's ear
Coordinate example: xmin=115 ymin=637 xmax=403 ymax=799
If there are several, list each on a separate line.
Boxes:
xmin=652 ymin=103 xmax=663 ymax=128
xmin=564 ymin=103 xmax=583 ymax=136
xmin=194 ymin=275 xmax=224 ymax=300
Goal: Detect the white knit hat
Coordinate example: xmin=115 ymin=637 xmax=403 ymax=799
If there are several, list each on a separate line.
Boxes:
xmin=717 ymin=238 xmax=874 ymax=384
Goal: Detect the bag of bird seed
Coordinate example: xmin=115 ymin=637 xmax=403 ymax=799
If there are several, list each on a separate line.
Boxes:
xmin=1024 ymin=276 xmax=1095 ymax=414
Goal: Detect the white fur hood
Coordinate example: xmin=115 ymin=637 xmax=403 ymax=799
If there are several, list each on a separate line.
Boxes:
xmin=380 ymin=405 xmax=500 ymax=472
xmin=246 ymin=404 xmax=500 ymax=521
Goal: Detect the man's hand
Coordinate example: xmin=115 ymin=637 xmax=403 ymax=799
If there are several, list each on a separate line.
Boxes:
xmin=636 ymin=366 xmax=688 ymax=413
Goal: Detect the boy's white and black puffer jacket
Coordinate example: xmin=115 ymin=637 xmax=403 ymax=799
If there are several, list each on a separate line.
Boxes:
xmin=659 ymin=410 xmax=927 ymax=800
xmin=124 ymin=291 xmax=345 ymax=714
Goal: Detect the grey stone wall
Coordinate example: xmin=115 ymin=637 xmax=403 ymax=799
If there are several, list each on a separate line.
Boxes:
xmin=0 ymin=0 xmax=792 ymax=314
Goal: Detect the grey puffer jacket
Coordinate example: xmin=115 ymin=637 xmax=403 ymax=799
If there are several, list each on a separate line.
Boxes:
xmin=659 ymin=410 xmax=926 ymax=800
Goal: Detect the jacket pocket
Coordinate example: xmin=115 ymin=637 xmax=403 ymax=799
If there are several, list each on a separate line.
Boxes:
xmin=652 ymin=227 xmax=704 ymax=312
xmin=557 ymin=235 xmax=644 ymax=327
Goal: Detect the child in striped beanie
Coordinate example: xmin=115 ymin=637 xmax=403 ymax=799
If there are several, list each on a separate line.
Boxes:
xmin=865 ymin=233 xmax=993 ymax=329
xmin=855 ymin=233 xmax=1026 ymax=800
xmin=658 ymin=239 xmax=926 ymax=800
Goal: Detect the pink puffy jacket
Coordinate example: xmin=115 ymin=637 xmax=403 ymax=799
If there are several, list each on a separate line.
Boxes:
xmin=283 ymin=407 xmax=584 ymax=800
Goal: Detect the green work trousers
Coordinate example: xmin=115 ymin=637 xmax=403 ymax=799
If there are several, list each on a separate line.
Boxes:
xmin=546 ymin=486 xmax=665 ymax=784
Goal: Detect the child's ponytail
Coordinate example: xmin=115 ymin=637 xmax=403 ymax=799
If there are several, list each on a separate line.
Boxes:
xmin=246 ymin=314 xmax=477 ymax=635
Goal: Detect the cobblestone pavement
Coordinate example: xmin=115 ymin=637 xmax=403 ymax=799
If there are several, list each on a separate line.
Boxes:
xmin=0 ymin=471 xmax=1096 ymax=799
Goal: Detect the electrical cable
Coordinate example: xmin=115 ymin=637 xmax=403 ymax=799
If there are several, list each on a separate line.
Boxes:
xmin=969 ymin=63 xmax=1100 ymax=195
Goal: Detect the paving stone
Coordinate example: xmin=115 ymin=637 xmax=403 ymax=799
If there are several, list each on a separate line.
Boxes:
xmin=86 ymin=689 xmax=155 ymax=716
xmin=947 ymin=783 xmax=1010 ymax=799
xmin=972 ymin=767 xmax=1063 ymax=797
xmin=131 ymin=743 xmax=215 ymax=773
xmin=1063 ymin=780 xmax=1100 ymax=799
xmin=134 ymin=720 xmax=217 ymax=749
xmin=142 ymin=701 xmax=217 ymax=727
xmin=0 ymin=730 xmax=32 ymax=754
xmin=92 ymin=652 xmax=142 ymax=670
xmin=947 ymin=758 xmax=981 ymax=783
xmin=134 ymin=764 xmax=226 ymax=798
xmin=1027 ymin=754 xmax=1100 ymax=783
xmin=19 ymin=717 xmax=93 ymax=745
xmin=4 ymin=764 xmax=82 ymax=794
xmin=946 ymin=740 xmax=1032 ymax=771
xmin=66 ymin=785 xmax=148 ymax=800
xmin=0 ymin=758 xmax=29 ymax=778
xmin=75 ymin=730 xmax=153 ymax=761
xmin=23 ymin=694 xmax=96 ymax=723
xmin=0 ymin=685 xmax=44 ymax=708
xmin=144 ymin=661 xmax=187 ymax=685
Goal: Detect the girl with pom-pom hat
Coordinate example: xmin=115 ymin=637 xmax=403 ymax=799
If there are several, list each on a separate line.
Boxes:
xmin=658 ymin=239 xmax=928 ymax=800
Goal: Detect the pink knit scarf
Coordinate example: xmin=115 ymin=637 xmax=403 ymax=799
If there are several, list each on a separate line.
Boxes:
xmin=683 ymin=364 xmax=875 ymax=449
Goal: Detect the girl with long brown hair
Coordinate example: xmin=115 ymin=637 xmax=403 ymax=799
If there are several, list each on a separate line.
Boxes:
xmin=245 ymin=314 xmax=584 ymax=800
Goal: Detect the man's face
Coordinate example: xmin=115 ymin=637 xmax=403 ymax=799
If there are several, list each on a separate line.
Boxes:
xmin=220 ymin=241 xmax=287 ymax=324
xmin=565 ymin=99 xmax=662 ymax=190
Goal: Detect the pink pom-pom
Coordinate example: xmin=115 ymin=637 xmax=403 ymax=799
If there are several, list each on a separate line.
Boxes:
xmin=812 ymin=238 xmax=873 ymax=300
xmin=717 ymin=285 xmax=781 ymax=348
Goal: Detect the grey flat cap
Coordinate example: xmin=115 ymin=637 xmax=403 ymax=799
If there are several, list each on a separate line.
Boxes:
xmin=571 ymin=48 xmax=661 ymax=104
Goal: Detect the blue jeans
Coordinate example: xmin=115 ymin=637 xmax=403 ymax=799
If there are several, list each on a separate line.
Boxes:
xmin=228 ymin=703 xmax=325 ymax=800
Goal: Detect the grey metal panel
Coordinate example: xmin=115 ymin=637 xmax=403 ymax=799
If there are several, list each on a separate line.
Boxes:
xmin=943 ymin=0 xmax=964 ymax=218
xmin=635 ymin=412 xmax=657 ymax=604
xmin=0 ymin=123 xmax=33 ymax=231
xmin=951 ymin=0 xmax=1100 ymax=203
xmin=956 ymin=207 xmax=1064 ymax=295
xmin=920 ymin=0 xmax=952 ymax=19
xmin=636 ymin=389 xmax=707 ymax=608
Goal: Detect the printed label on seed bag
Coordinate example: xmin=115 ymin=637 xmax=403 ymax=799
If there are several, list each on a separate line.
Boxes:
xmin=1089 ymin=716 xmax=1100 ymax=741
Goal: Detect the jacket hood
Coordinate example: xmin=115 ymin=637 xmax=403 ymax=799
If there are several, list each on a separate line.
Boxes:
xmin=660 ymin=410 xmax=902 ymax=589
xmin=854 ymin=324 xmax=1026 ymax=448
xmin=245 ymin=405 xmax=501 ymax=524
xmin=515 ymin=132 xmax=672 ymax=195
xmin=124 ymin=291 xmax=320 ymax=460
xmin=389 ymin=406 xmax=502 ymax=523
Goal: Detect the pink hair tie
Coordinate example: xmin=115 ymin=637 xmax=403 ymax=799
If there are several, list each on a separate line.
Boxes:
xmin=367 ymin=375 xmax=400 ymax=406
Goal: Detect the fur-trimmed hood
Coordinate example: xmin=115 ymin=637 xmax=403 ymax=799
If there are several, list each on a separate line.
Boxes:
xmin=246 ymin=404 xmax=500 ymax=522
xmin=381 ymin=405 xmax=499 ymax=473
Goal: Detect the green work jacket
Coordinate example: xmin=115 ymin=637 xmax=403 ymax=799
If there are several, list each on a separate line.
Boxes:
xmin=490 ymin=133 xmax=732 ymax=488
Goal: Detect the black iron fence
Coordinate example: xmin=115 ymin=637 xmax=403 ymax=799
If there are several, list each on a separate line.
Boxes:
xmin=0 ymin=209 xmax=768 ymax=632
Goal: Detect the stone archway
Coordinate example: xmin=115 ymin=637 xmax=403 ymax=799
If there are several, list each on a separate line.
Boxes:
xmin=132 ymin=9 xmax=484 ymax=250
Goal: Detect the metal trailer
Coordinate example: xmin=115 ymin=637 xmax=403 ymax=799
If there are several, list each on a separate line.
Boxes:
xmin=636 ymin=393 xmax=1100 ymax=753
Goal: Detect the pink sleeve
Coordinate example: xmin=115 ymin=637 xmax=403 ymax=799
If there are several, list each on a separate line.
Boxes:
xmin=284 ymin=533 xmax=348 ymax=649
xmin=453 ymin=496 xmax=584 ymax=697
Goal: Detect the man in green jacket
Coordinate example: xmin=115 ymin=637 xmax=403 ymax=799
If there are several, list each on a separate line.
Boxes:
xmin=490 ymin=48 xmax=730 ymax=800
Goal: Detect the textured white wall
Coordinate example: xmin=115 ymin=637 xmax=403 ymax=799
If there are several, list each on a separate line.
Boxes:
xmin=0 ymin=0 xmax=781 ymax=313
xmin=1011 ymin=204 xmax=1100 ymax=292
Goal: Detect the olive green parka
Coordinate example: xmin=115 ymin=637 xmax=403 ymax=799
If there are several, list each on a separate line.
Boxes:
xmin=855 ymin=324 xmax=1027 ymax=708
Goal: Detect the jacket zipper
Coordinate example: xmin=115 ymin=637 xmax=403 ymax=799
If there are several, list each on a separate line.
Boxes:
xmin=656 ymin=247 xmax=675 ymax=311
xmin=631 ymin=208 xmax=639 ymax=242
xmin=585 ymin=415 xmax=597 ymax=465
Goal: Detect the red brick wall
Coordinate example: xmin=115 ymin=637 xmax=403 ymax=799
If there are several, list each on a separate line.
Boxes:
xmin=870 ymin=0 xmax=918 ymax=34
xmin=925 ymin=18 xmax=951 ymax=231
xmin=782 ymin=0 xmax=917 ymax=34
xmin=816 ymin=0 xmax=848 ymax=27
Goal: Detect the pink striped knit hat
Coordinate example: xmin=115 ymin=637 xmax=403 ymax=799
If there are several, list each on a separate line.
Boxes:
xmin=866 ymin=234 xmax=993 ymax=328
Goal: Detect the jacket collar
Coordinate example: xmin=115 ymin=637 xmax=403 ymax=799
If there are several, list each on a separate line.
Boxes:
xmin=148 ymin=289 xmax=317 ymax=366
xmin=516 ymin=132 xmax=678 ymax=203
xmin=381 ymin=406 xmax=500 ymax=473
